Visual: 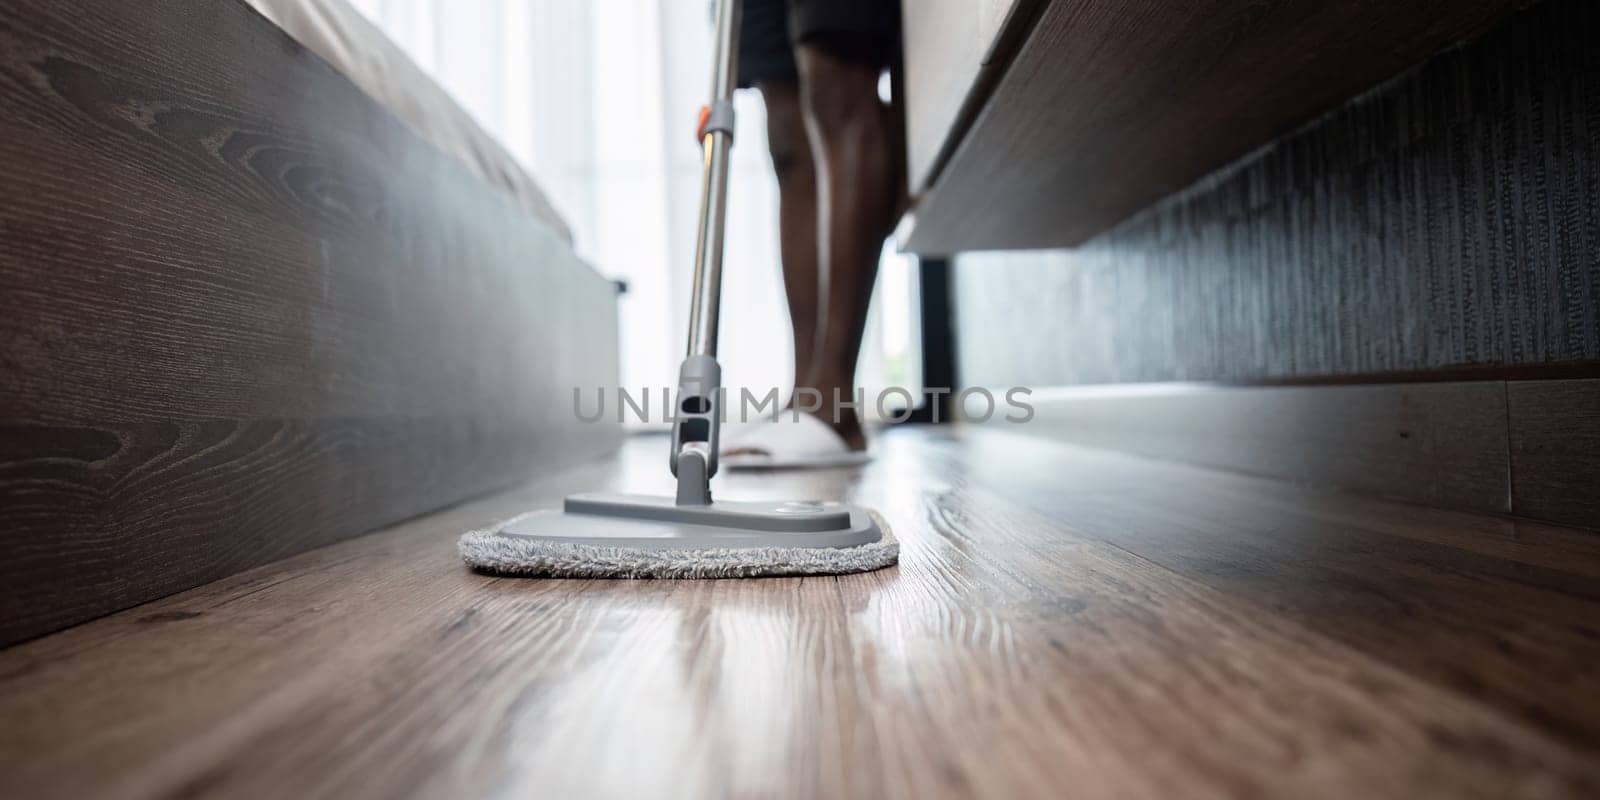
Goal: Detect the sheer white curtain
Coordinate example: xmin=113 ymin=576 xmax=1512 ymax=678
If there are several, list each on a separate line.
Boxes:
xmin=347 ymin=0 xmax=917 ymax=419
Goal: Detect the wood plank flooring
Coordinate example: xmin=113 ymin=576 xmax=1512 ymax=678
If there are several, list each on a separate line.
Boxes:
xmin=2 ymin=428 xmax=1599 ymax=799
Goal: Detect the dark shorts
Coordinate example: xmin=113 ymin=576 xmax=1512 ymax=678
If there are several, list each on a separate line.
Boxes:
xmin=737 ymin=0 xmax=902 ymax=88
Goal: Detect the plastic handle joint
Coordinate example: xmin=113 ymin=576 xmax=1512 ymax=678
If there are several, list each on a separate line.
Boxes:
xmin=695 ymin=100 xmax=736 ymax=145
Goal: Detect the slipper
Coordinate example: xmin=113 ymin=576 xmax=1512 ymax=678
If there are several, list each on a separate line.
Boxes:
xmin=720 ymin=412 xmax=871 ymax=469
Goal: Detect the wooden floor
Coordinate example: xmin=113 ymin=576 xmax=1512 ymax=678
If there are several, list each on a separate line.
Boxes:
xmin=3 ymin=428 xmax=1599 ymax=799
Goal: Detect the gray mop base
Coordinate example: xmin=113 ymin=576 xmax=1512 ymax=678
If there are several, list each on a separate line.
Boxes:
xmin=459 ymin=509 xmax=898 ymax=579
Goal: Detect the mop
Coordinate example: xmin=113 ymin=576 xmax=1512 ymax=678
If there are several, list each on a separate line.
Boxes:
xmin=459 ymin=0 xmax=897 ymax=579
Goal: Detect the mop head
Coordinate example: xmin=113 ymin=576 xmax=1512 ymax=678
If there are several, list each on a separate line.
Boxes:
xmin=458 ymin=510 xmax=898 ymax=579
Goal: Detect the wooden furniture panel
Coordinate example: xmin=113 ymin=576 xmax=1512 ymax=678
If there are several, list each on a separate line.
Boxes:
xmin=949 ymin=0 xmax=1600 ymax=383
xmin=0 ymin=0 xmax=621 ymax=646
xmin=901 ymin=0 xmax=1041 ymax=193
xmin=2 ymin=429 xmax=1599 ymax=798
xmin=901 ymin=0 xmax=985 ymax=192
xmin=1509 ymin=379 xmax=1600 ymax=530
xmin=976 ymin=0 xmax=1021 ymax=59
xmin=904 ymin=0 xmax=1524 ymax=252
xmin=973 ymin=377 xmax=1600 ymax=531
xmin=1020 ymin=381 xmax=1512 ymax=514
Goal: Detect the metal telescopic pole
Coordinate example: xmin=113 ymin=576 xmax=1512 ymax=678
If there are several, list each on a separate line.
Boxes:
xmin=685 ymin=0 xmax=740 ymax=359
xmin=670 ymin=0 xmax=741 ymax=505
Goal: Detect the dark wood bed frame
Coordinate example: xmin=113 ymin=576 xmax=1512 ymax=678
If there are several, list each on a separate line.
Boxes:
xmin=0 ymin=0 xmax=622 ymax=646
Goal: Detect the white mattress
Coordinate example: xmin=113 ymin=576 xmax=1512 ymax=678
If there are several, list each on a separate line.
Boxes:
xmin=245 ymin=0 xmax=573 ymax=244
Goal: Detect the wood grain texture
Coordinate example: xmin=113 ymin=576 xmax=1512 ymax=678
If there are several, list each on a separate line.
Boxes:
xmin=905 ymin=0 xmax=1527 ymax=252
xmin=2 ymin=429 xmax=1599 ymax=799
xmin=949 ymin=0 xmax=1600 ymax=383
xmin=1018 ymin=381 xmax=1512 ymax=514
xmin=0 ymin=0 xmax=621 ymax=646
xmin=1509 ymin=379 xmax=1600 ymax=528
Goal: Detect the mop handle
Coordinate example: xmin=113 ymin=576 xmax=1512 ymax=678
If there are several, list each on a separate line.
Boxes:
xmin=684 ymin=0 xmax=741 ymax=359
xmin=668 ymin=0 xmax=741 ymax=502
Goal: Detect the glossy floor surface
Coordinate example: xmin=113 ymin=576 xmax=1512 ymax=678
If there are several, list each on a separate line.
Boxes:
xmin=3 ymin=428 xmax=1599 ymax=799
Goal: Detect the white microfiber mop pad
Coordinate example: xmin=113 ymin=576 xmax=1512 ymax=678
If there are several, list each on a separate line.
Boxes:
xmin=459 ymin=510 xmax=898 ymax=579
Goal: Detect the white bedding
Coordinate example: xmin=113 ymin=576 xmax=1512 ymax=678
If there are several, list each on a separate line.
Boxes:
xmin=245 ymin=0 xmax=573 ymax=244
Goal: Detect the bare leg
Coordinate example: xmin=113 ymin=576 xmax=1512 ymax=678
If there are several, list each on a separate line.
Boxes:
xmin=756 ymin=81 xmax=821 ymax=397
xmin=797 ymin=43 xmax=898 ymax=450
